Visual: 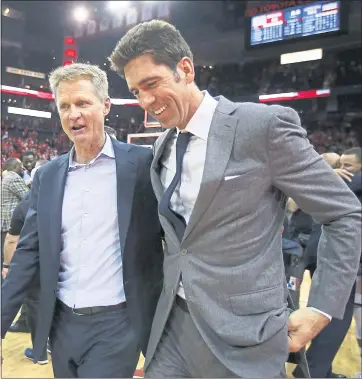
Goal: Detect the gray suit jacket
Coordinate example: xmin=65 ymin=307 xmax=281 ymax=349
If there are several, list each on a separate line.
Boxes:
xmin=147 ymin=96 xmax=361 ymax=377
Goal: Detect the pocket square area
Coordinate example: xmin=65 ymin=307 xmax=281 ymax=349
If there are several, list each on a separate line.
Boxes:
xmin=224 ymin=175 xmax=240 ymax=181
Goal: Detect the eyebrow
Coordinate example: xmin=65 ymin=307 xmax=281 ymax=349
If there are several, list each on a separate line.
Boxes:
xmin=129 ymin=76 xmax=161 ymax=93
xmin=59 ymin=98 xmax=91 ymax=106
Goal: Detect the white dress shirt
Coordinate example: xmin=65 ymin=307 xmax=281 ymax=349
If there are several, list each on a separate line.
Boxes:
xmin=159 ymin=91 xmax=331 ymax=320
xmin=160 ymin=91 xmax=217 ymax=298
xmin=57 ymin=134 xmax=125 ymax=308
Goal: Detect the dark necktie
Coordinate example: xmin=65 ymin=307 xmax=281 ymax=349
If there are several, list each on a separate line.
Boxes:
xmin=159 ymin=131 xmax=192 ymax=241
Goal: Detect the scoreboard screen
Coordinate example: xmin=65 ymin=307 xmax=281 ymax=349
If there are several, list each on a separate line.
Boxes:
xmin=249 ymin=1 xmax=341 ymax=47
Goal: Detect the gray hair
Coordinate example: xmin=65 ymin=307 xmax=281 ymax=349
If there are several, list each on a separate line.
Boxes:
xmin=49 ymin=63 xmax=109 ymax=101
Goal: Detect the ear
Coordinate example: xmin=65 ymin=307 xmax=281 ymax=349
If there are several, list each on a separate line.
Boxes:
xmin=177 ymin=57 xmax=195 ymax=84
xmin=104 ymin=97 xmax=111 ymax=116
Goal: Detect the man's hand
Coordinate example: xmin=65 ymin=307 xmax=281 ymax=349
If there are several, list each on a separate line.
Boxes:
xmin=1 ymin=267 xmax=8 ymax=280
xmin=288 ymin=307 xmax=330 ymax=352
xmin=334 ymin=168 xmax=354 ymax=182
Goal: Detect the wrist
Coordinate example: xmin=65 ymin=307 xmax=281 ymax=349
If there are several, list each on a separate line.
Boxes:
xmin=308 ymin=307 xmax=331 ymax=327
xmin=3 ymin=264 xmax=9 ymax=269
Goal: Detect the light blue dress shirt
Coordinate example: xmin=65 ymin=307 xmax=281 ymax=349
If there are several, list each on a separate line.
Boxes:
xmin=57 ymin=134 xmax=125 ymax=308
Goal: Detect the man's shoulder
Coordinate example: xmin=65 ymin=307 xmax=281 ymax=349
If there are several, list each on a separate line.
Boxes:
xmin=224 ymin=97 xmax=298 ymax=123
xmin=215 ymin=97 xmax=301 ymax=139
xmin=2 ymin=171 xmax=19 ymax=182
xmin=4 ymin=172 xmax=25 ymax=188
xmin=114 ymin=140 xmax=153 ymax=161
xmin=36 ymin=155 xmax=67 ymax=179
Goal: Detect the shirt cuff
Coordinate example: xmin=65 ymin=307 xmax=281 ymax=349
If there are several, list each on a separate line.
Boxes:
xmin=308 ymin=307 xmax=332 ymax=321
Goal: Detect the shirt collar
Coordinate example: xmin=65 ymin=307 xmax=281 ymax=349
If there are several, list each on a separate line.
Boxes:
xmin=176 ymin=91 xmax=218 ymax=141
xmin=68 ymin=133 xmax=115 ymax=169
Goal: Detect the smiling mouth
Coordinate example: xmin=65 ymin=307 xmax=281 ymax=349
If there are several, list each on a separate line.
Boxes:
xmin=154 ymin=105 xmax=168 ymax=115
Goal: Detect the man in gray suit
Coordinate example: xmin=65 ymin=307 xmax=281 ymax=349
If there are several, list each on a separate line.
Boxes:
xmin=109 ymin=20 xmax=362 ymax=378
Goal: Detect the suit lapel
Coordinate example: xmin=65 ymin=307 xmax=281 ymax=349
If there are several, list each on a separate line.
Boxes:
xmin=150 ymin=129 xmax=181 ymax=245
xmin=112 ymin=140 xmax=137 ymax=253
xmin=49 ymin=154 xmax=69 ymax=263
xmin=150 ymin=129 xmax=174 ymax=203
xmin=183 ymin=96 xmax=238 ymax=241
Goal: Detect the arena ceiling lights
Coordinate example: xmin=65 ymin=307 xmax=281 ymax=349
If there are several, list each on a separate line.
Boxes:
xmin=1 ymin=85 xmax=331 ymax=106
xmin=107 ymin=1 xmax=131 ymax=10
xmin=280 ymin=49 xmax=323 ymax=65
xmin=1 ymin=85 xmax=139 ymax=105
xmin=72 ymin=1 xmax=132 ymax=21
xmin=73 ymin=6 xmax=89 ymax=22
xmin=8 ymin=106 xmax=52 ymax=119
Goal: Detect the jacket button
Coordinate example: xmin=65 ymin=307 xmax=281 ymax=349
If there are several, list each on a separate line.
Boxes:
xmin=180 ymin=249 xmax=187 ymax=255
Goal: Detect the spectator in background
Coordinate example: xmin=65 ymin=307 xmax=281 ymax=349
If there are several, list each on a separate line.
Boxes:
xmin=1 ymin=158 xmax=29 ymax=333
xmin=22 ymin=151 xmax=36 ymax=187
xmin=339 ymin=147 xmax=362 ymax=175
xmin=2 ymin=160 xmax=49 ymax=364
xmin=292 ymin=152 xmax=353 ymax=379
xmin=339 ymin=147 xmax=362 ymax=379
xmin=1 ymin=158 xmax=28 ymax=269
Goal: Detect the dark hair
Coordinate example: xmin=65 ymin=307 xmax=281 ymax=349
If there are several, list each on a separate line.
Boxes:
xmin=343 ymin=147 xmax=361 ymax=163
xmin=22 ymin=151 xmax=35 ymax=159
xmin=108 ymin=20 xmax=193 ymax=78
xmin=3 ymin=158 xmax=21 ymax=172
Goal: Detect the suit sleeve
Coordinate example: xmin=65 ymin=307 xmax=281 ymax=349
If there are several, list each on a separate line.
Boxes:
xmin=1 ymin=170 xmax=41 ymax=338
xmin=267 ymin=105 xmax=362 ymax=319
xmin=8 ymin=204 xmax=25 ymax=236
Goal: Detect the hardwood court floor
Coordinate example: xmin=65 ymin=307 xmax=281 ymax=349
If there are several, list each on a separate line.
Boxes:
xmin=2 ymin=272 xmax=360 ymax=378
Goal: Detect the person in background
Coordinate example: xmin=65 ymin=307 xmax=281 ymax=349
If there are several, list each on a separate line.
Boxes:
xmin=1 ymin=158 xmax=28 ymax=269
xmin=1 ymin=158 xmax=29 ymax=333
xmin=2 ymin=161 xmax=50 ymax=364
xmin=339 ymin=147 xmax=362 ymax=379
xmin=21 ymin=151 xmax=36 ymax=187
xmin=292 ymin=151 xmax=355 ymax=378
xmin=2 ymin=160 xmax=49 ymax=362
xmin=339 ymin=147 xmax=362 ymax=178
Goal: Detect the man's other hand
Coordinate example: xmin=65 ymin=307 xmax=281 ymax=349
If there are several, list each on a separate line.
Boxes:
xmin=288 ymin=307 xmax=330 ymax=352
xmin=2 ymin=267 xmax=9 ymax=280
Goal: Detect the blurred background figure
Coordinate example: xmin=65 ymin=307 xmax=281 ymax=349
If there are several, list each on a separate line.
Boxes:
xmin=21 ymin=151 xmax=36 ymax=186
xmin=2 ymin=159 xmax=49 ymax=364
xmin=1 ymin=158 xmax=28 ymax=270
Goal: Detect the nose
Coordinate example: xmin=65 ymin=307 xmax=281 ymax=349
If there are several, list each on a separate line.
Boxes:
xmin=139 ymin=92 xmax=156 ymax=110
xmin=69 ymin=106 xmax=81 ymax=121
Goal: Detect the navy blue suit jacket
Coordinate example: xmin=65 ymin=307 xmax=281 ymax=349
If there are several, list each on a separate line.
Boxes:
xmin=1 ymin=139 xmax=164 ymax=361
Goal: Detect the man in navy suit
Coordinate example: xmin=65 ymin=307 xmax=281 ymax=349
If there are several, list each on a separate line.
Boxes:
xmin=1 ymin=63 xmax=163 ymax=378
